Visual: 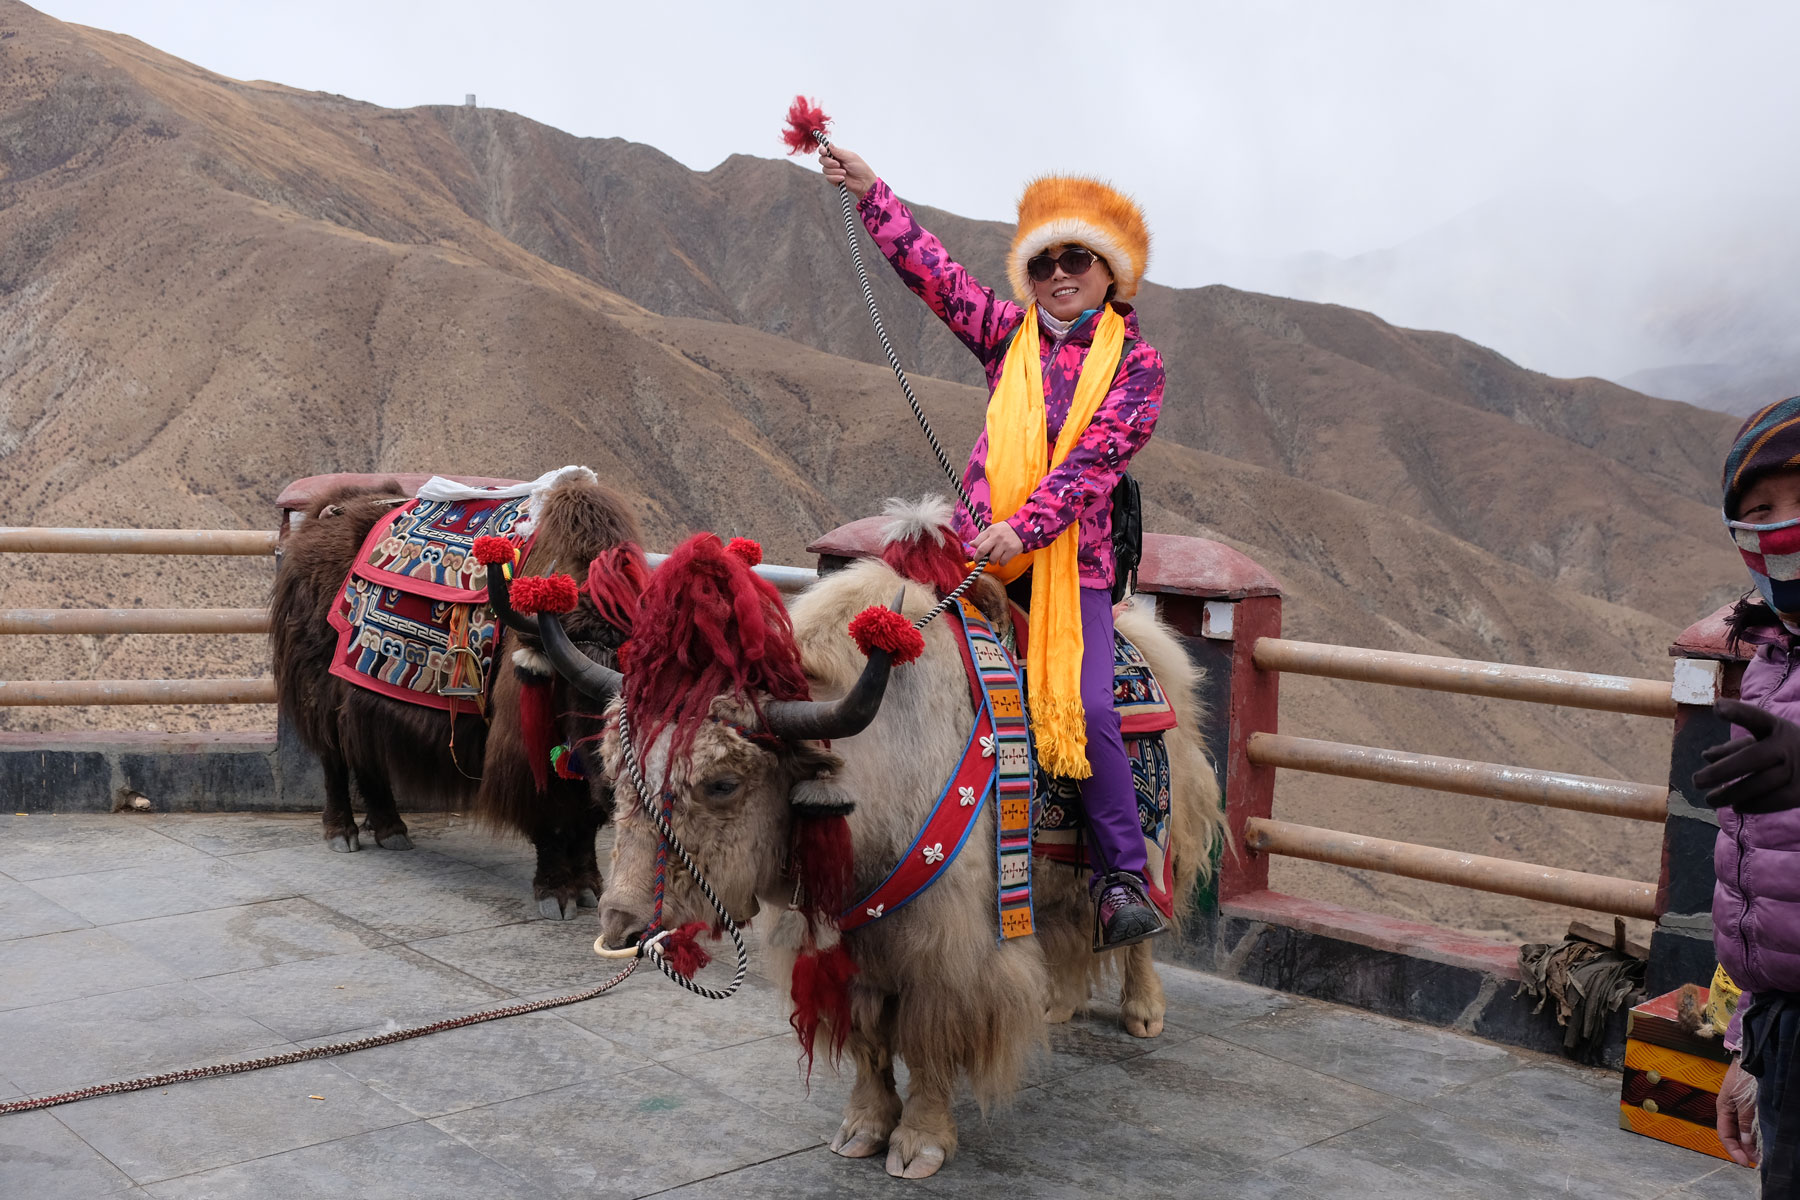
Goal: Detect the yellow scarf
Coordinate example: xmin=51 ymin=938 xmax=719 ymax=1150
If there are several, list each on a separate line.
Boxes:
xmin=982 ymin=303 xmax=1127 ymax=778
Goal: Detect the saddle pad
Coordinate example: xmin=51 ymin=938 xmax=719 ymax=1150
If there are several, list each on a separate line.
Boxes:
xmin=1034 ymin=734 xmax=1176 ymax=919
xmin=325 ymin=494 xmax=535 ymax=711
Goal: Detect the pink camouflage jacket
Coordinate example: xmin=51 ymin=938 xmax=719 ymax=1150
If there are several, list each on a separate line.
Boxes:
xmin=857 ymin=179 xmax=1165 ymax=589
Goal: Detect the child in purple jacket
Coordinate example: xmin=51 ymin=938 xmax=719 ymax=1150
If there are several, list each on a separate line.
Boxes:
xmin=1697 ymin=395 xmax=1800 ymax=1193
xmin=820 ymin=145 xmax=1165 ymax=950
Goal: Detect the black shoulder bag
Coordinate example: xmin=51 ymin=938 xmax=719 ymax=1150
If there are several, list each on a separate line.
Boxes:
xmin=1109 ymin=335 xmax=1143 ymax=604
xmin=1110 ymin=470 xmax=1143 ymax=604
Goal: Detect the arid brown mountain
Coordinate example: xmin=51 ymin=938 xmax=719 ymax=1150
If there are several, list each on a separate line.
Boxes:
xmin=0 ymin=1 xmax=1746 ymax=939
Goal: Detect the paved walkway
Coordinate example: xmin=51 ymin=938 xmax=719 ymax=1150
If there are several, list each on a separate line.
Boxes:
xmin=0 ymin=812 xmax=1756 ymax=1199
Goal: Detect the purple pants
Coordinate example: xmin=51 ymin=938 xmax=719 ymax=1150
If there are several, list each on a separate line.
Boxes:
xmin=1077 ymin=587 xmax=1146 ymax=886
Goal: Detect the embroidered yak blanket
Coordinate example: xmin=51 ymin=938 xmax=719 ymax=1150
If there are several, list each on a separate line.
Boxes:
xmin=327 ymin=493 xmax=536 ymax=711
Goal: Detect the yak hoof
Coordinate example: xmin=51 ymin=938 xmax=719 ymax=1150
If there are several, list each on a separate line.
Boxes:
xmin=577 ymin=888 xmax=599 ymax=909
xmin=327 ymin=833 xmax=360 ymax=853
xmin=831 ymin=1125 xmax=887 ymax=1159
xmin=885 ymin=1142 xmax=946 ymax=1179
xmin=1123 ymin=1013 xmax=1164 ymax=1039
xmin=1045 ymin=1005 xmax=1076 ymax=1024
xmin=537 ymin=894 xmax=579 ymax=921
xmin=372 ymin=831 xmax=414 ymax=851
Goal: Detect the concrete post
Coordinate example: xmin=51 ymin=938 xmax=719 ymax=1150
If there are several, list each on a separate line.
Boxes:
xmin=1649 ymin=604 xmax=1742 ymax=995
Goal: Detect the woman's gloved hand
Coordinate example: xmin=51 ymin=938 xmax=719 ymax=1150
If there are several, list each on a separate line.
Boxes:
xmin=1695 ymin=698 xmax=1800 ymax=812
xmin=1718 ymin=1057 xmax=1761 ymax=1168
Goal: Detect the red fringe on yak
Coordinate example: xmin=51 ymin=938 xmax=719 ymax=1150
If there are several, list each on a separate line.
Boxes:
xmin=623 ymin=532 xmax=809 ymax=759
xmin=584 ymin=545 xmax=650 ymax=638
xmin=790 ymin=940 xmax=856 ymax=1069
xmin=880 ymin=525 xmax=971 ymax=599
xmin=781 ymin=96 xmax=829 ymax=155
xmin=518 ymin=673 xmax=555 ymax=793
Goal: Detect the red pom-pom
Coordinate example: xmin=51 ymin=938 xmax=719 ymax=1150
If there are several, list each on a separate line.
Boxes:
xmin=659 ymin=921 xmax=713 ymax=980
xmin=847 ymin=605 xmax=924 ymax=665
xmin=780 ymin=95 xmax=829 ymax=155
xmin=472 ymin=535 xmax=516 ymax=566
xmin=510 ymin=573 xmax=579 ymax=615
xmin=724 ymin=536 xmax=763 ymax=567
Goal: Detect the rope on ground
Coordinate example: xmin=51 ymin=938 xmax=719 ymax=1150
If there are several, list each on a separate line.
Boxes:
xmin=0 ymin=959 xmax=640 ymax=1116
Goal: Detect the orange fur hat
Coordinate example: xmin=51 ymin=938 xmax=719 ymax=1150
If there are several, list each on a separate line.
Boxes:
xmin=1006 ymin=176 xmax=1151 ymax=303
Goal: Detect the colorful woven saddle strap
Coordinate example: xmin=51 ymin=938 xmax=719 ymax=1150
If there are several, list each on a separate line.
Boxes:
xmin=839 ymin=602 xmax=1035 ymax=939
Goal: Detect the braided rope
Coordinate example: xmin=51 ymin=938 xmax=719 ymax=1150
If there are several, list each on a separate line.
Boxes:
xmin=0 ymin=959 xmax=639 ymax=1116
xmin=811 ymin=132 xmax=1006 ymax=633
xmin=814 ymin=130 xmax=984 ymax=532
xmin=613 ymin=699 xmax=750 ymax=1001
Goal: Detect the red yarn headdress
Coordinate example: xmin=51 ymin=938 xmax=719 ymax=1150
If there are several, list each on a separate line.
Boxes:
xmin=622 ymin=532 xmax=810 ymax=761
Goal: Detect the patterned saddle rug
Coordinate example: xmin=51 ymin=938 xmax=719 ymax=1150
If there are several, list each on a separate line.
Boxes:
xmin=326 ymin=493 xmax=537 ymax=711
xmin=1017 ymin=608 xmax=1182 ymax=919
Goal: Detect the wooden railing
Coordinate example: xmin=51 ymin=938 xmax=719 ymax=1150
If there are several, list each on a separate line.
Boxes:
xmin=1241 ymin=638 xmax=1683 ymax=921
xmin=0 ymin=529 xmax=820 ymax=707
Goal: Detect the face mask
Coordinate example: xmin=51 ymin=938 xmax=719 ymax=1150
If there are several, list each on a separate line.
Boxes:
xmin=1728 ymin=512 xmax=1800 ymax=634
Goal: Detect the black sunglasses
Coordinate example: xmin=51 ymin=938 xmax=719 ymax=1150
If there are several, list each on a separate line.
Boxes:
xmin=1026 ymin=247 xmax=1102 ymax=282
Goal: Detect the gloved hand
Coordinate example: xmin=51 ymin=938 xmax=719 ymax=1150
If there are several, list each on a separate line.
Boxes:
xmin=1694 ymin=698 xmax=1800 ymax=812
xmin=1718 ymin=1057 xmax=1761 ymax=1168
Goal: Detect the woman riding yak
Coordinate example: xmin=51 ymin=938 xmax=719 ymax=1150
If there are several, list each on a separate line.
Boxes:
xmin=820 ymin=145 xmax=1165 ymax=950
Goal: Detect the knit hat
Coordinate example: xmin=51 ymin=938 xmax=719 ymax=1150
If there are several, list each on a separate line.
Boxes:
xmin=1723 ymin=397 xmax=1800 ymax=518
xmin=1006 ymin=177 xmax=1150 ymax=304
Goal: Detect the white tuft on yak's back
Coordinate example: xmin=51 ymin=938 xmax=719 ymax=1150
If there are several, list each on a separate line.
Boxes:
xmin=879 ymin=495 xmax=956 ymax=547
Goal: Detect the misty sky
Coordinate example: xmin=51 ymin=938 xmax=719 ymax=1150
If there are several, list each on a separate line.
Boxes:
xmin=36 ymin=0 xmax=1800 ymax=388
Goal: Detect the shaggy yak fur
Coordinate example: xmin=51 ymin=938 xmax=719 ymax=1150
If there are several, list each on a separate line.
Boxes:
xmin=269 ymin=476 xmax=642 ymax=918
xmin=596 ymin=502 xmax=1222 ymax=1179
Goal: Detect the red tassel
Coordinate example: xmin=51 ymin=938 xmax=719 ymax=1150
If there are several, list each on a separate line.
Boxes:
xmin=585 ymin=544 xmax=651 ymax=635
xmin=659 ymin=921 xmax=713 ymax=979
xmin=724 ymin=536 xmax=763 ymax=567
xmin=881 ymin=535 xmax=971 ymax=598
xmin=472 ymin=535 xmax=517 ymax=566
xmin=780 ymin=95 xmax=829 ymax=155
xmin=518 ymin=675 xmax=554 ymax=793
xmin=847 ymin=605 xmax=924 ymax=665
xmin=790 ymin=942 xmax=857 ymax=1078
xmin=792 ymin=813 xmax=855 ymax=917
xmin=510 ymin=573 xmax=580 ymax=615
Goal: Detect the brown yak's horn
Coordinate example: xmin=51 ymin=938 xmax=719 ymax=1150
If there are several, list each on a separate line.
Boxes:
xmin=485 ymin=562 xmax=541 ymax=638
xmin=536 ymin=610 xmax=625 ymax=702
xmin=763 ymin=588 xmax=906 ymax=742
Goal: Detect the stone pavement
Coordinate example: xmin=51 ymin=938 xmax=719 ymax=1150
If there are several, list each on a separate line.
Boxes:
xmin=0 ymin=811 xmax=1757 ymax=1199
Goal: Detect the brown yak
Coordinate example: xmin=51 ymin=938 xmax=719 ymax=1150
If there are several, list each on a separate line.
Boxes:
xmin=530 ymin=502 xmax=1221 ymax=1179
xmin=269 ymin=472 xmax=641 ymax=918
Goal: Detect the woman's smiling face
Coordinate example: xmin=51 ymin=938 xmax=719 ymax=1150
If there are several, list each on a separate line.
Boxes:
xmin=1031 ymin=243 xmax=1114 ymax=322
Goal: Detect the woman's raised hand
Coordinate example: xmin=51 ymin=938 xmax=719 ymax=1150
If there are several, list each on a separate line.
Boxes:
xmin=819 ymin=145 xmax=876 ymax=199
